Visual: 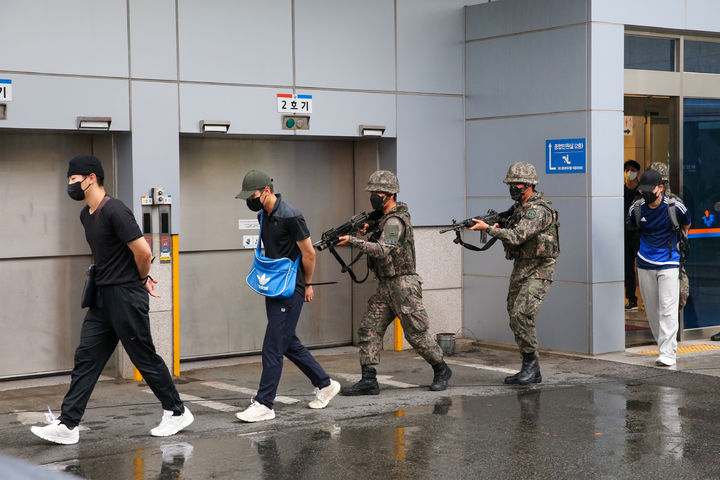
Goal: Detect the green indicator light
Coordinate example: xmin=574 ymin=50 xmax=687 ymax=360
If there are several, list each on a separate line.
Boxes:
xmin=285 ymin=118 xmax=295 ymax=128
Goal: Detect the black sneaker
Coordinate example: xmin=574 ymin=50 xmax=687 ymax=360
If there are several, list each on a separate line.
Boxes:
xmin=625 ymin=299 xmax=638 ymax=311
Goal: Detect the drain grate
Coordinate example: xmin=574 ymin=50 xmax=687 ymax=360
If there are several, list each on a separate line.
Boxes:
xmin=637 ymin=344 xmax=720 ymax=355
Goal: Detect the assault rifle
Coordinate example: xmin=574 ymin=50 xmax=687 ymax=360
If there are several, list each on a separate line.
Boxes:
xmin=313 ymin=210 xmax=382 ymax=251
xmin=314 ymin=210 xmax=383 ymax=283
xmin=440 ymin=208 xmax=512 ymax=251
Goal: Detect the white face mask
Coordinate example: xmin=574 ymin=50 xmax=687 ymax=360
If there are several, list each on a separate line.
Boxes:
xmin=627 ymin=171 xmax=638 ymax=181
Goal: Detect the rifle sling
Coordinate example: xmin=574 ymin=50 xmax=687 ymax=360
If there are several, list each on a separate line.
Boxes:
xmin=327 ymin=245 xmax=370 ymax=284
xmin=453 ymin=230 xmax=498 ymax=252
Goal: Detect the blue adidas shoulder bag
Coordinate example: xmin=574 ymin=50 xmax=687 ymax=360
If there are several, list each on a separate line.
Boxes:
xmin=246 ymin=211 xmax=301 ymax=298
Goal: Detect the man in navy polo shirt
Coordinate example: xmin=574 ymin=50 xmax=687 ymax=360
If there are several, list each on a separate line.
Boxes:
xmin=628 ymin=170 xmax=690 ymax=367
xmin=234 ymin=170 xmax=340 ymax=422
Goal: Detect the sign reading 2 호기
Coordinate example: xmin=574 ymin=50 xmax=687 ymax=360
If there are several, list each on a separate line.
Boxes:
xmin=277 ymin=94 xmax=312 ymax=114
xmin=545 ymin=138 xmax=586 ymax=174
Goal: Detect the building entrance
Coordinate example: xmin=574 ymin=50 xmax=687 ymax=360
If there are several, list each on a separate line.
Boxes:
xmin=623 ymin=95 xmax=679 ymax=346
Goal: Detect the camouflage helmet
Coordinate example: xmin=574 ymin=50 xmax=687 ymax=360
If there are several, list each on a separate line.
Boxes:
xmin=365 ymin=170 xmax=400 ymax=194
xmin=503 ymin=162 xmax=538 ymax=185
xmin=649 ymin=162 xmax=669 ymax=182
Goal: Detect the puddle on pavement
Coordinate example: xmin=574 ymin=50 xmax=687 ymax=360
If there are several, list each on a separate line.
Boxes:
xmin=32 ymin=384 xmax=720 ymax=479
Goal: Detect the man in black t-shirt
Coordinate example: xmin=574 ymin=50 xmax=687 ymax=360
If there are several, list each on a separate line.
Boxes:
xmin=31 ymin=155 xmax=193 ymax=445
xmin=234 ymin=170 xmax=340 ymax=422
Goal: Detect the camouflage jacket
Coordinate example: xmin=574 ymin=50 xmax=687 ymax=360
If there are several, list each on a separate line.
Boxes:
xmin=487 ymin=191 xmax=560 ymax=261
xmin=347 ymin=202 xmax=416 ymax=278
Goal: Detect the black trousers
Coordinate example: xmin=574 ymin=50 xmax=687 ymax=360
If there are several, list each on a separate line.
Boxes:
xmin=255 ymin=291 xmax=330 ymax=409
xmin=59 ymin=283 xmax=184 ymax=428
xmin=624 ymin=231 xmax=640 ymax=302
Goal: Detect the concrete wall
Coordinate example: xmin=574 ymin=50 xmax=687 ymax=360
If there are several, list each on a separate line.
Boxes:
xmin=464 ymin=0 xmax=720 ymax=355
xmin=465 ymin=0 xmax=624 ymax=355
xmin=0 ymin=0 xmax=468 ymax=373
xmin=1 ymin=0 xmax=466 ymax=226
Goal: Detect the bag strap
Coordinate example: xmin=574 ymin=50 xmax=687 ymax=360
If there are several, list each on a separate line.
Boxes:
xmin=255 ymin=210 xmax=302 ymax=267
xmin=667 ymin=197 xmax=680 ymax=231
xmin=666 ymin=197 xmax=690 ymax=279
xmin=90 ymin=195 xmax=111 ymax=264
xmin=256 ymin=210 xmax=264 ymax=253
xmin=632 ymin=199 xmax=642 ymax=228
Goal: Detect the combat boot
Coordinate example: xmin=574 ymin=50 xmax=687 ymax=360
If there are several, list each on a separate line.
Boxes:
xmin=430 ymin=361 xmax=452 ymax=391
xmin=504 ymin=352 xmax=542 ymax=385
xmin=341 ymin=365 xmax=380 ymax=396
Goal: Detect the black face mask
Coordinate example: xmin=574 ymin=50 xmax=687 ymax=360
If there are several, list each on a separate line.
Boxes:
xmin=67 ymin=179 xmax=87 ymax=201
xmin=246 ymin=193 xmax=264 ymax=212
xmin=641 ymin=191 xmax=658 ymax=204
xmin=370 ymin=193 xmax=387 ymax=211
xmin=509 ymin=185 xmax=526 ymax=201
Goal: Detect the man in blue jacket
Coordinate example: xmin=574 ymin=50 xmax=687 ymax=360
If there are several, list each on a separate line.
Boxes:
xmin=628 ymin=170 xmax=690 ymax=367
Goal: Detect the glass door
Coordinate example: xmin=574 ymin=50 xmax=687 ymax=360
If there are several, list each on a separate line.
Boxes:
xmin=682 ymin=98 xmax=720 ymax=330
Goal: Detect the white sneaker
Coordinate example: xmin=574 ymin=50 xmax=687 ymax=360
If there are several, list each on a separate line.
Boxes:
xmin=656 ymin=357 xmax=676 ymax=367
xmin=151 ymin=407 xmax=194 ymax=437
xmin=235 ymin=400 xmax=275 ymax=422
xmin=31 ymin=420 xmax=79 ymax=445
xmin=308 ymin=379 xmax=341 ymax=409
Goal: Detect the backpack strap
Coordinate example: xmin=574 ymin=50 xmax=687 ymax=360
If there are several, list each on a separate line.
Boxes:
xmin=667 ymin=197 xmax=680 ymax=231
xmin=630 ymin=199 xmax=643 ymax=228
xmin=667 ymin=197 xmax=690 ymax=278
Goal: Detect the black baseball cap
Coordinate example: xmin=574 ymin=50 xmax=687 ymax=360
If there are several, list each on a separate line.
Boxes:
xmin=637 ymin=170 xmax=663 ymax=192
xmin=624 ymin=160 xmax=641 ymax=171
xmin=67 ymin=155 xmax=104 ymax=179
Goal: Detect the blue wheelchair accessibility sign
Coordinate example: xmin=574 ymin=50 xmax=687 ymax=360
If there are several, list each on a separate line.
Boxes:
xmin=546 ymin=138 xmax=586 ymax=174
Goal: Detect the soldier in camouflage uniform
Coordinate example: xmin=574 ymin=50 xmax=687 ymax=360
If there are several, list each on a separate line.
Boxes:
xmin=469 ymin=162 xmax=559 ymax=385
xmin=336 ymin=170 xmax=452 ymax=395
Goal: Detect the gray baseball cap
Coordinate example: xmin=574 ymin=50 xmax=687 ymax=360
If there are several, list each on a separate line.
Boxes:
xmin=235 ymin=170 xmax=272 ymax=199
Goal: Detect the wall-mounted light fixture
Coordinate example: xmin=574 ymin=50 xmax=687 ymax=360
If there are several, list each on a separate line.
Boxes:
xmin=200 ymin=120 xmax=231 ymax=133
xmin=359 ymin=125 xmax=385 ymax=137
xmin=77 ymin=117 xmax=112 ymax=130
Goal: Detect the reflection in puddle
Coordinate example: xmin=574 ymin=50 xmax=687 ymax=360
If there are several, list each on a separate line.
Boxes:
xmin=32 ymin=386 xmax=717 ymax=479
xmin=42 ymin=442 xmax=194 ymax=480
xmin=158 ymin=443 xmax=194 ymax=480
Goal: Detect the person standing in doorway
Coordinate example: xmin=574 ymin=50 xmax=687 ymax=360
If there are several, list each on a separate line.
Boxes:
xmin=624 ymin=160 xmax=641 ymax=311
xmin=628 ymin=170 xmax=691 ymax=366
xmin=31 ymin=155 xmax=193 ymax=445
xmin=468 ymin=162 xmax=559 ymax=385
xmin=234 ymin=170 xmax=340 ymax=422
xmin=336 ymin=170 xmax=452 ymax=395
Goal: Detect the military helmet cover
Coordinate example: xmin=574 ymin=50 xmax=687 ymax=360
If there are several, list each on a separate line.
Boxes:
xmin=503 ymin=162 xmax=538 ymax=185
xmin=649 ymin=162 xmax=669 ymax=182
xmin=365 ymin=170 xmax=400 ymax=194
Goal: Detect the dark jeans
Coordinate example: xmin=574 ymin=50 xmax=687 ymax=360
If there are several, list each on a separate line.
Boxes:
xmin=255 ymin=291 xmax=330 ymax=409
xmin=59 ymin=283 xmax=184 ymax=428
xmin=625 ymin=231 xmax=640 ymax=302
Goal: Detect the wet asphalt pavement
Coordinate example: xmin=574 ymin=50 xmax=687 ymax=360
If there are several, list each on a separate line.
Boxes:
xmin=2 ymin=344 xmax=720 ymax=479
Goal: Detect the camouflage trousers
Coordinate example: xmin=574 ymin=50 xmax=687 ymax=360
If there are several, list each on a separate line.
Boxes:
xmin=507 ymin=276 xmax=552 ymax=354
xmin=358 ymin=274 xmax=444 ymax=367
